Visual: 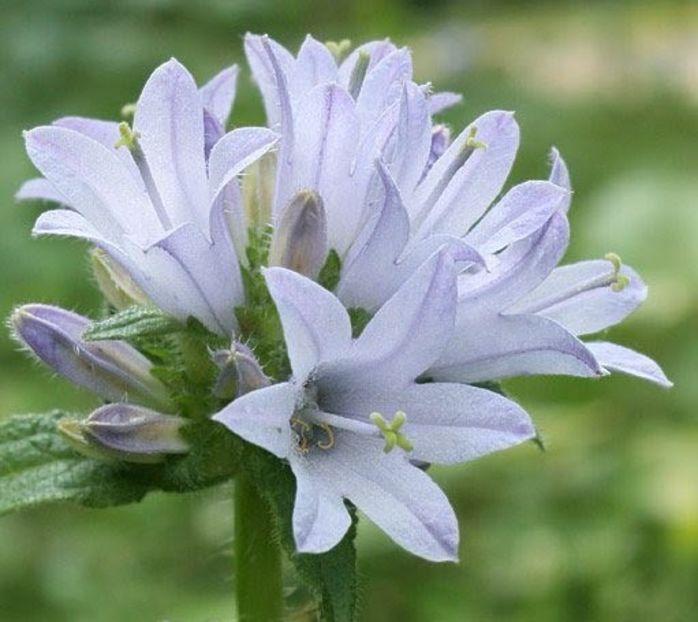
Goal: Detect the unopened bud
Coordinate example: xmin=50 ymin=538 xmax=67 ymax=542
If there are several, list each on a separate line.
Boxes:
xmin=58 ymin=404 xmax=189 ymax=464
xmin=10 ymin=304 xmax=174 ymax=412
xmin=269 ymin=190 xmax=328 ymax=279
xmin=211 ymin=341 xmax=271 ymax=399
xmin=90 ymin=248 xmax=149 ymax=310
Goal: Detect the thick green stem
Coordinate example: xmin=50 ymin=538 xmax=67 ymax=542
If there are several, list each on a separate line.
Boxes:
xmin=234 ymin=473 xmax=284 ymax=622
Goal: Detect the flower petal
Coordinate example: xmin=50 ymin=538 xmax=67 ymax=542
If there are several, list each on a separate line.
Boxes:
xmin=133 ymin=58 xmax=208 ymax=231
xmin=465 ymin=180 xmax=570 ymax=255
xmin=412 ymin=110 xmax=520 ymax=238
xmin=355 ymin=48 xmax=412 ymax=128
xmin=289 ymin=457 xmax=352 ymax=553
xmin=336 ymin=247 xmax=457 ymax=387
xmin=208 ymin=127 xmax=278 ymax=204
xmin=431 ymin=313 xmax=603 ymax=383
xmin=24 ymin=126 xmax=158 ymax=242
xmin=149 ymin=223 xmax=242 ymax=335
xmin=319 ymin=431 xmax=459 ymax=562
xmin=586 ymin=341 xmax=672 ymax=387
xmin=200 ymin=65 xmax=239 ymax=127
xmin=324 ymin=382 xmax=535 ymax=465
xmin=283 ymin=83 xmax=360 ymax=253
xmin=458 ymin=213 xmax=570 ymax=313
xmin=548 ymin=147 xmax=572 ymax=212
xmin=509 ymin=260 xmax=647 ymax=335
xmin=428 ymin=91 xmax=462 ymax=114
xmin=212 ymin=382 xmax=295 ymax=458
xmin=263 ymin=267 xmax=352 ymax=380
xmin=293 ymin=35 xmax=338 ymax=101
xmin=244 ymin=33 xmax=295 ymax=128
xmin=16 ymin=178 xmax=66 ymax=204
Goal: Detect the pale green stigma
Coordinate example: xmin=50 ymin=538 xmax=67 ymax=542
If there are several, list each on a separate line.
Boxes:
xmin=604 ymin=252 xmax=630 ymax=292
xmin=464 ymin=126 xmax=487 ymax=151
xmin=121 ymin=103 xmax=136 ymax=118
xmin=370 ymin=410 xmax=413 ymax=453
xmin=325 ymin=39 xmax=352 ymax=62
xmin=114 ymin=121 xmax=139 ymax=150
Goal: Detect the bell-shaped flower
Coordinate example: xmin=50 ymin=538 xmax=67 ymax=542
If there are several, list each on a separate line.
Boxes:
xmin=428 ymin=206 xmax=671 ymax=387
xmin=213 ymin=249 xmax=535 ymax=561
xmin=18 ymin=59 xmax=277 ymax=335
xmin=10 ymin=304 xmax=175 ymax=411
xmin=244 ymin=35 xmax=573 ymax=314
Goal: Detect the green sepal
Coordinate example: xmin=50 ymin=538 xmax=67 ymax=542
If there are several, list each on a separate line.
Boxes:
xmin=0 ymin=412 xmax=243 ymax=516
xmin=83 ymin=305 xmax=181 ymax=341
xmin=247 ymin=446 xmax=358 ymax=622
xmin=348 ymin=307 xmax=372 ymax=338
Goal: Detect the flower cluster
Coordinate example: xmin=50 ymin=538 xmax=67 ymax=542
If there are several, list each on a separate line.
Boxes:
xmin=13 ymin=34 xmax=670 ymax=562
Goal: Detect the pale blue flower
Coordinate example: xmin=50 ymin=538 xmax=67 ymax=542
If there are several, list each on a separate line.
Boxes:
xmin=245 ymin=35 xmax=570 ymax=314
xmin=214 ymin=249 xmax=535 ymax=561
xmin=18 ymin=59 xmax=277 ymax=335
xmin=429 ymin=155 xmax=671 ymax=387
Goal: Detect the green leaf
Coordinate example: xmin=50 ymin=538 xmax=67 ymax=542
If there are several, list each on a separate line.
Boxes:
xmin=0 ymin=412 xmax=243 ymax=516
xmin=0 ymin=411 xmax=149 ymax=514
xmin=249 ymin=447 xmax=358 ymax=622
xmin=83 ymin=305 xmax=181 ymax=341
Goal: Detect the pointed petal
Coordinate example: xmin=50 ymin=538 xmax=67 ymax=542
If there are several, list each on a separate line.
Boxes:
xmin=431 ymin=313 xmax=603 ymax=383
xmin=413 ymin=110 xmax=519 ymax=237
xmin=587 ymin=342 xmax=672 ymax=387
xmin=386 ymin=82 xmax=432 ymax=196
xmin=53 ymin=116 xmax=144 ymax=185
xmin=321 ymin=431 xmax=459 ymax=562
xmin=208 ymin=127 xmax=278 ymax=203
xmin=323 ymin=382 xmax=534 ymax=465
xmin=293 ymin=35 xmax=338 ymax=100
xmin=428 ymin=91 xmax=462 ymax=114
xmin=335 ymin=247 xmax=457 ymax=387
xmin=465 ymin=180 xmax=570 ymax=255
xmin=285 ymin=84 xmax=360 ymax=253
xmin=337 ymin=40 xmax=397 ymax=88
xmin=289 ymin=457 xmax=352 ymax=553
xmin=263 ymin=267 xmax=352 ymax=380
xmin=458 ymin=213 xmax=570 ymax=313
xmin=150 ymin=223 xmax=242 ymax=335
xmin=549 ymin=147 xmax=571 ymax=212
xmin=16 ymin=178 xmax=66 ymax=204
xmin=355 ymin=48 xmax=412 ymax=127
xmin=510 ymin=260 xmax=647 ymax=335
xmin=133 ymin=58 xmax=208 ymax=230
xmin=213 ymin=382 xmax=295 ymax=458
xmin=24 ymin=126 xmax=159 ymax=242
xmin=200 ymin=65 xmax=239 ymax=127
xmin=244 ymin=33 xmax=295 ymax=128
xmin=336 ymin=162 xmax=410 ymax=309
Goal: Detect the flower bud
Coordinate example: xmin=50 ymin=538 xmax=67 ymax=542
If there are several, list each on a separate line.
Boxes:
xmin=10 ymin=304 xmax=174 ymax=412
xmin=211 ymin=341 xmax=271 ymax=400
xmin=58 ymin=404 xmax=189 ymax=464
xmin=269 ymin=190 xmax=328 ymax=279
xmin=90 ymin=248 xmax=149 ymax=310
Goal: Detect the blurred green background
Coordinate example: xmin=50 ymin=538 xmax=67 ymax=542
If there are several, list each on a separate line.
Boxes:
xmin=1 ymin=0 xmax=696 ymax=620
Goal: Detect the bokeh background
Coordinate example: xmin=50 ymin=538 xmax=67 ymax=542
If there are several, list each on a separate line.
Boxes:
xmin=1 ymin=0 xmax=696 ymax=620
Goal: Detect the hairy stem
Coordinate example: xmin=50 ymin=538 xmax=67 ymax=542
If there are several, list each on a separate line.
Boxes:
xmin=234 ymin=473 xmax=284 ymax=622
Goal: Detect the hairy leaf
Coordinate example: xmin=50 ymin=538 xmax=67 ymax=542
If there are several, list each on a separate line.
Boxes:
xmin=0 ymin=412 xmax=243 ymax=516
xmin=83 ymin=305 xmax=181 ymax=341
